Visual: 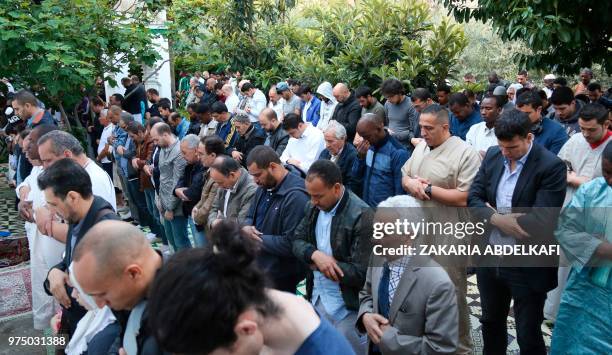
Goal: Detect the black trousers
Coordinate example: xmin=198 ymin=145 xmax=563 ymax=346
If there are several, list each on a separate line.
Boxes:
xmin=476 ymin=267 xmax=547 ymax=355
xmin=101 ymin=162 xmax=114 ymax=183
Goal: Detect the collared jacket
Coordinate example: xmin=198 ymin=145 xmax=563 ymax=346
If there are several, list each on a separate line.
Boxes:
xmin=301 ymin=96 xmax=322 ymax=126
xmin=553 ymin=99 xmax=583 ymax=137
xmin=231 ymin=124 xmax=266 ymax=166
xmin=134 ymin=135 xmax=155 ymax=191
xmin=266 ymin=124 xmax=290 ymax=157
xmin=352 ymin=133 xmax=410 ymax=207
xmin=208 ymin=168 xmax=257 ymax=228
xmin=157 ymin=139 xmax=187 ymax=215
xmin=192 ymin=169 xmax=219 ymax=228
xmin=357 ymin=255 xmax=459 ymax=355
xmin=174 ymin=162 xmax=205 ymax=217
xmin=318 ymin=143 xmax=361 ymax=196
xmin=215 ymin=118 xmax=238 ymax=153
xmin=292 ymin=189 xmax=374 ymax=311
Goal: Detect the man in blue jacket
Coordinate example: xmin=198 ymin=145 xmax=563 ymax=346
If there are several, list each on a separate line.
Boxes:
xmin=12 ymin=90 xmax=56 ymax=128
xmin=297 ymin=84 xmax=322 ymax=126
xmin=516 ymin=91 xmax=568 ymax=154
xmin=449 ymin=92 xmax=482 ymax=141
xmin=352 ymin=113 xmax=409 ymax=207
xmin=242 ymin=145 xmax=310 ymax=293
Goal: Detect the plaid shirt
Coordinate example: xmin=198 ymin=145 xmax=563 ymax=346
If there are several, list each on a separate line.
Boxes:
xmin=388 ymin=256 xmax=411 ymax=305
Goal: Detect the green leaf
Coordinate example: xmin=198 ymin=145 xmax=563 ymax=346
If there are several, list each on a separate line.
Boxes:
xmin=559 ymin=30 xmax=571 ymax=42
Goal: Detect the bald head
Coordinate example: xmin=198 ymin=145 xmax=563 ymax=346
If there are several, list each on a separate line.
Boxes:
xmin=357 ymin=113 xmax=386 ymax=145
xmin=221 ymin=84 xmax=233 ymax=96
xmin=333 ymin=83 xmax=350 ymax=103
xmin=72 ymin=220 xmax=162 ymax=310
xmin=359 ymin=112 xmax=384 ymax=127
xmin=73 ymin=220 xmax=149 ymax=277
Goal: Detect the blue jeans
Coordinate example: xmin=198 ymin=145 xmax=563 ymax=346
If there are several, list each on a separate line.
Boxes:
xmin=127 ymin=179 xmax=156 ymax=231
xmin=144 ymin=188 xmax=167 ymax=245
xmin=188 ymin=216 xmax=207 ymax=247
xmin=162 ymin=215 xmax=191 ymax=251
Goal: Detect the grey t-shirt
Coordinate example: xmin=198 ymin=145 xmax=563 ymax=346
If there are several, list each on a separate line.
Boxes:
xmin=384 ymin=96 xmax=418 ymax=145
xmin=283 ymin=94 xmax=303 ymax=116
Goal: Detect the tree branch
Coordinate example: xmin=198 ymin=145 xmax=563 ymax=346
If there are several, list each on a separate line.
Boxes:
xmin=122 ymin=59 xmax=170 ymax=100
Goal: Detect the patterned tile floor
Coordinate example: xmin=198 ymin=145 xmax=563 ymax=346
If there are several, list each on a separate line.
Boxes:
xmin=0 ymin=164 xmax=553 ymax=354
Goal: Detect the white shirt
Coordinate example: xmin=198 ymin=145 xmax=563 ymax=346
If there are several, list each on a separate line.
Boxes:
xmin=543 ymin=87 xmax=553 ymax=99
xmin=84 ymin=159 xmax=117 ymax=211
xmin=222 ymin=178 xmax=240 ymax=217
xmin=268 ymin=99 xmax=285 ymax=121
xmin=465 ymin=121 xmax=498 ymax=153
xmin=247 ymin=89 xmax=267 ymax=123
xmin=17 ymin=165 xmax=64 ymax=330
xmin=225 ymin=94 xmax=240 ymax=114
xmin=280 ymin=123 xmax=325 ymax=171
xmin=302 ymin=98 xmax=312 ymax=120
xmin=97 ymin=123 xmax=114 ymax=164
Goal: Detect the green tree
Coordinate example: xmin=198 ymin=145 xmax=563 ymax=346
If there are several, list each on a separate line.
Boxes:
xmin=443 ymin=0 xmax=612 ymax=74
xmin=169 ymin=0 xmax=467 ymax=92
xmin=0 ymin=0 xmax=161 ymax=125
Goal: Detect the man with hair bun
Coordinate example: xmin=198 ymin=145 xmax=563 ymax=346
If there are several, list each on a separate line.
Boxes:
xmin=147 ymin=220 xmax=355 ymax=354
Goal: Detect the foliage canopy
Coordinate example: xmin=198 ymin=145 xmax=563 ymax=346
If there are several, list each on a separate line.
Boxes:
xmin=169 ymin=0 xmax=468 ymax=92
xmin=0 ymin=0 xmax=161 ymax=114
xmin=443 ymin=0 xmax=612 ymax=75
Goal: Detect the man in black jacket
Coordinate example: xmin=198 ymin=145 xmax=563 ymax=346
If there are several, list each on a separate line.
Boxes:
xmin=174 ymin=134 xmax=205 ymax=247
xmin=331 ymin=83 xmax=361 ymax=142
xmin=242 ymin=145 xmax=309 ymax=293
xmin=468 ymin=109 xmax=566 ymax=355
xmin=259 ymin=108 xmax=289 ymax=156
xmin=39 ymin=159 xmax=118 ymax=336
xmin=230 ymin=113 xmax=266 ymax=167
xmin=292 ymin=160 xmax=373 ymax=353
xmin=122 ymin=77 xmax=148 ymax=122
xmin=318 ymin=120 xmax=360 ymax=195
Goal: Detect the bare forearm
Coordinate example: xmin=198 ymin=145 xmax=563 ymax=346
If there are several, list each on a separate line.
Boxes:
xmin=49 ymin=221 xmax=68 ymax=244
xmin=431 ymin=187 xmax=468 ymax=207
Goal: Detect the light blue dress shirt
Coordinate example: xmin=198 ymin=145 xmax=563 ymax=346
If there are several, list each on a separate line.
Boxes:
xmin=312 ymin=189 xmax=350 ymax=321
xmin=490 ymin=143 xmax=533 ymax=246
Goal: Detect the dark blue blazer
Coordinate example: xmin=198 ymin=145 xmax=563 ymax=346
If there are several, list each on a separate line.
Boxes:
xmin=468 ymin=143 xmax=567 ymax=291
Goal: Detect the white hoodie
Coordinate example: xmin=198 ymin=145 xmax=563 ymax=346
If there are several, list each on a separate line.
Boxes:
xmin=316 ymin=81 xmax=338 ymax=131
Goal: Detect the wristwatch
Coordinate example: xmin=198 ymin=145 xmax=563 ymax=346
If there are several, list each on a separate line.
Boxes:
xmin=425 ymin=183 xmax=432 ymax=198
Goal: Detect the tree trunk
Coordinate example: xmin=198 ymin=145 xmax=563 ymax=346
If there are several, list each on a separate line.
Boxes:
xmin=57 ymin=101 xmax=72 ymax=131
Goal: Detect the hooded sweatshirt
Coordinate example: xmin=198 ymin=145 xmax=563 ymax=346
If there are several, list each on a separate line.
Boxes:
xmin=315 ymin=82 xmax=338 ymax=131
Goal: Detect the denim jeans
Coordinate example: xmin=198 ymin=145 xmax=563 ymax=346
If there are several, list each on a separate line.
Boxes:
xmin=162 ymin=215 xmax=191 ymax=251
xmin=188 ymin=216 xmax=207 ymax=247
xmin=118 ymin=169 xmax=139 ymax=222
xmin=126 ymin=179 xmax=156 ymax=230
xmin=143 ymin=188 xmax=167 ymax=245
